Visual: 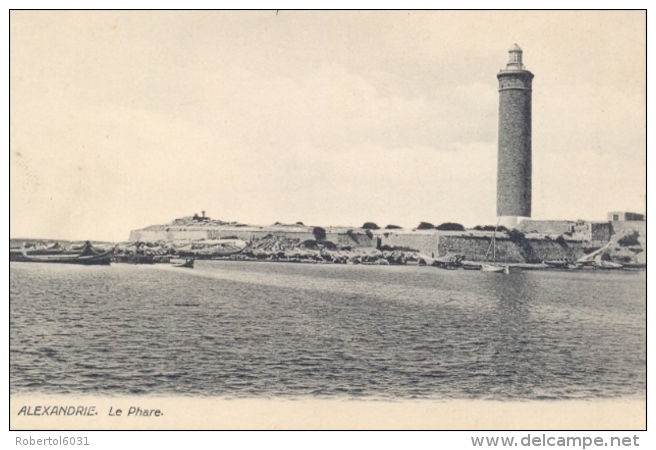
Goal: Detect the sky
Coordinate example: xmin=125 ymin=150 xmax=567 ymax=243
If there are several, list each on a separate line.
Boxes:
xmin=9 ymin=10 xmax=646 ymax=242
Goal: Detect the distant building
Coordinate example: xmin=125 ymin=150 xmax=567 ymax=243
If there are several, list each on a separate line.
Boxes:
xmin=608 ymin=211 xmax=645 ymax=222
xmin=192 ymin=211 xmax=210 ymax=222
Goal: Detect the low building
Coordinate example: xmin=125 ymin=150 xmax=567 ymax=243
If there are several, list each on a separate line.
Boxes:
xmin=608 ymin=211 xmax=645 ymax=222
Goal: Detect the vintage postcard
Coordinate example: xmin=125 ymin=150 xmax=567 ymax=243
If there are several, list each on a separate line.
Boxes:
xmin=9 ymin=10 xmax=646 ymax=433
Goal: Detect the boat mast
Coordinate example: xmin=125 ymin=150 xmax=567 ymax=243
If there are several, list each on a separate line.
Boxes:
xmin=493 ymin=231 xmax=496 ymax=262
xmin=484 ymin=217 xmax=502 ymax=261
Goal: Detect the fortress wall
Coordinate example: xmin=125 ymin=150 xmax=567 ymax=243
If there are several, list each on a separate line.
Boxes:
xmin=436 ymin=236 xmax=589 ymax=263
xmin=128 ymin=229 xmax=210 ymax=242
xmin=129 ymin=227 xmax=313 ymax=243
xmin=128 ymin=220 xmax=608 ymax=263
xmin=242 ymin=230 xmax=373 ymax=247
xmin=209 ymin=229 xmax=316 ymax=242
xmin=129 ymin=226 xmax=373 ymax=247
xmin=527 ymin=239 xmax=588 ymax=261
xmin=611 ymin=220 xmax=646 ymax=237
xmin=591 ymin=222 xmax=613 ymax=242
xmin=379 ymin=232 xmax=439 ymax=255
xmin=519 ymin=220 xmax=574 ymax=235
xmin=207 ymin=229 xmax=266 ymax=240
xmin=328 ymin=232 xmax=376 ymax=248
xmin=437 ymin=236 xmax=523 ymax=262
xmin=608 ymin=221 xmax=646 ymax=250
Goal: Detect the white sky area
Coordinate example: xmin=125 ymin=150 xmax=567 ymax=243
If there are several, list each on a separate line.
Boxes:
xmin=9 ymin=11 xmax=646 ymax=242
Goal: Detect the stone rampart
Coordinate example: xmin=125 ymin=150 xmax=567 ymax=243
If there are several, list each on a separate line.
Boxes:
xmin=378 ymin=231 xmax=439 ymax=255
xmin=128 ymin=219 xmax=619 ymax=263
xmin=519 ymin=220 xmax=574 ymax=235
xmin=437 ymin=235 xmax=589 ymax=263
xmin=611 ymin=220 xmax=646 ymax=238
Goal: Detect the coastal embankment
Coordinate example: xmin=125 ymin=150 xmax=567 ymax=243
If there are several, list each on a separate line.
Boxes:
xmin=10 ymin=215 xmax=645 ymax=267
xmin=118 ymin=215 xmax=645 ymax=266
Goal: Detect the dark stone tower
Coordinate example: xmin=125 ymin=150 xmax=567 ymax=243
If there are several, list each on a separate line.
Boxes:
xmin=497 ymin=44 xmax=533 ymax=228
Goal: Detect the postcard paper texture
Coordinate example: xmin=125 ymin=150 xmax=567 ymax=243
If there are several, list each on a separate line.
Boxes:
xmin=9 ymin=10 xmax=646 ymax=431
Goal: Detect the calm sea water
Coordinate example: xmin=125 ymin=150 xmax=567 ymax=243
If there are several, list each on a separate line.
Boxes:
xmin=10 ymin=261 xmax=646 ymax=400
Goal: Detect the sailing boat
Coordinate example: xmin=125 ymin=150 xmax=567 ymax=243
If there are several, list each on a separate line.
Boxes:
xmin=575 ymin=242 xmax=623 ymax=270
xmin=481 ymin=219 xmax=510 ymax=273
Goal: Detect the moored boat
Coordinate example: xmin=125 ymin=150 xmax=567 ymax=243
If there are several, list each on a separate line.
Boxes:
xmin=171 ymin=258 xmax=194 ymax=268
xmin=481 ymin=264 xmax=506 ymax=273
xmin=596 ymin=261 xmax=623 ymax=270
xmin=514 ymin=263 xmax=548 ymax=270
xmin=544 ymin=259 xmax=572 ymax=269
xmin=19 ymin=241 xmax=111 ymax=265
xmin=432 ymin=254 xmax=464 ymax=270
xmin=481 ymin=221 xmax=510 ymax=274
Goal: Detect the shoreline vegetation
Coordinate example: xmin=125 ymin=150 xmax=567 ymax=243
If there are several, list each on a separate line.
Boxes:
xmin=9 ymin=215 xmax=646 ymax=269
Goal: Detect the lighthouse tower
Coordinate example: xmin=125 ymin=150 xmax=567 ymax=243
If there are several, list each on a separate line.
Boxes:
xmin=496 ymin=44 xmax=534 ymax=229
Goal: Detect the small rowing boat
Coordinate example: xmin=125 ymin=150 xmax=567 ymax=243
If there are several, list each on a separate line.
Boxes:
xmin=544 ymin=259 xmax=572 ymax=269
xmin=171 ymin=258 xmax=194 ymax=269
xmin=481 ymin=264 xmax=507 ymax=273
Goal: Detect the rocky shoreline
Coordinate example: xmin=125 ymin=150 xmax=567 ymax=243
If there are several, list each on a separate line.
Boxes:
xmin=10 ymin=215 xmax=646 ymax=268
